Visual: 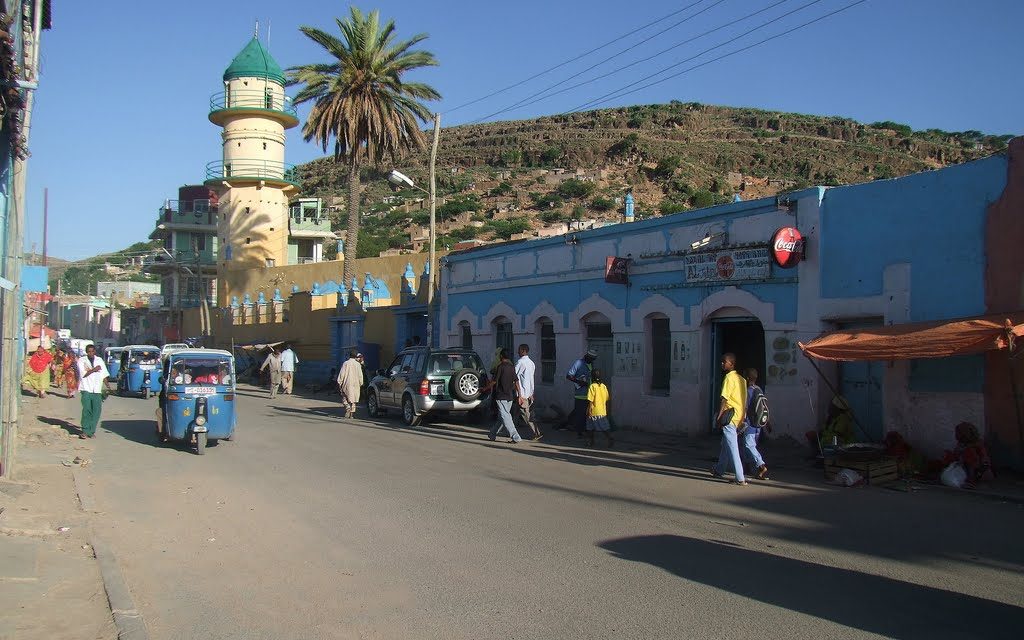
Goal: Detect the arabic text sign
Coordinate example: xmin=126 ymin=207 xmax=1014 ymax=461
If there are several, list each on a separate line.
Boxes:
xmin=684 ymin=247 xmax=770 ymax=283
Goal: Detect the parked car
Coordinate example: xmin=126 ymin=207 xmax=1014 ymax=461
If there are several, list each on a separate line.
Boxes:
xmin=160 ymin=343 xmax=190 ymax=360
xmin=366 ymin=347 xmax=489 ymax=426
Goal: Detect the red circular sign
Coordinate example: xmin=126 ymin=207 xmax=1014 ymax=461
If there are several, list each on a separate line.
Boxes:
xmin=772 ymin=227 xmax=804 ymax=268
xmin=716 ymin=255 xmax=735 ymax=279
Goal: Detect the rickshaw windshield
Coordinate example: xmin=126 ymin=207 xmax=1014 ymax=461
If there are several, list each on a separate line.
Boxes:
xmin=131 ymin=350 xmax=160 ymax=364
xmin=166 ymin=357 xmax=234 ymax=387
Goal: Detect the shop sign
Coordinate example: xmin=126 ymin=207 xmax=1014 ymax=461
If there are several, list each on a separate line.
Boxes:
xmin=772 ymin=227 xmax=804 ymax=268
xmin=684 ymin=247 xmax=770 ymax=283
xmin=604 ymin=256 xmax=632 ymax=285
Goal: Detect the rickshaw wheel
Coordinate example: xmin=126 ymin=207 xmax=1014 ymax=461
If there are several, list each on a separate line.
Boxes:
xmin=143 ymin=387 xmax=149 ymax=400
xmin=196 ymin=432 xmax=207 ymax=455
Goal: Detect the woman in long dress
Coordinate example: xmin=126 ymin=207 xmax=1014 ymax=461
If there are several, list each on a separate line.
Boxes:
xmin=62 ymin=350 xmax=80 ymax=398
xmin=23 ymin=347 xmax=53 ymax=397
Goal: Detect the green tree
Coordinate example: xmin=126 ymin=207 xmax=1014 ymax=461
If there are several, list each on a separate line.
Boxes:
xmin=652 ymin=156 xmax=681 ymax=179
xmin=590 ymin=196 xmax=614 ymax=211
xmin=556 ymin=179 xmax=595 ymax=199
xmin=540 ymin=146 xmax=562 ymax=165
xmin=489 ymin=181 xmax=513 ymax=196
xmin=288 ymin=7 xmax=440 ymax=286
xmin=689 ymin=190 xmax=717 ymax=209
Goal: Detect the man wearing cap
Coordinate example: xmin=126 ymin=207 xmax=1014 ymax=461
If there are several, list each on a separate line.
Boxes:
xmin=337 ymin=349 xmax=364 ymax=419
xmin=565 ymin=348 xmax=597 ymax=437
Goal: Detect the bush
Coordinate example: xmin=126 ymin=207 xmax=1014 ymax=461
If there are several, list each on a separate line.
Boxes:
xmin=659 ymin=197 xmax=688 ymax=215
xmin=499 ymin=149 xmax=522 ymax=166
xmin=489 ymin=181 xmax=513 ymax=196
xmin=689 ymin=190 xmax=717 ymax=209
xmin=540 ymin=209 xmax=568 ymax=224
xmin=540 ymin=146 xmax=562 ymax=165
xmin=531 ymin=192 xmax=564 ymax=209
xmin=556 ymin=179 xmax=595 ymax=199
xmin=870 ymin=121 xmax=913 ymax=137
xmin=590 ymin=196 xmax=614 ymax=211
xmin=486 ymin=217 xmax=531 ymax=239
xmin=448 ymin=226 xmax=480 ymax=241
xmin=608 ymin=133 xmax=640 ymax=157
xmin=652 ymin=156 xmax=681 ymax=179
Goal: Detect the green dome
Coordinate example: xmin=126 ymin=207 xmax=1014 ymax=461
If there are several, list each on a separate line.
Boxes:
xmin=223 ymin=38 xmax=286 ymax=85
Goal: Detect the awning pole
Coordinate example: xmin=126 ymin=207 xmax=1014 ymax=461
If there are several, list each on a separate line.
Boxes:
xmin=801 ymin=350 xmax=875 ymax=443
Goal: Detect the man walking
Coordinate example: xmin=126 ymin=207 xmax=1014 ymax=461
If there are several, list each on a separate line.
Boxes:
xmin=565 ymin=349 xmax=596 ymax=436
xmin=75 ymin=344 xmax=109 ymax=439
xmin=488 ymin=349 xmax=523 ymax=444
xmin=514 ymin=343 xmax=539 ymax=440
xmin=337 ymin=349 xmax=364 ymax=419
xmin=712 ymin=353 xmax=747 ymax=485
xmin=260 ymin=346 xmax=282 ymax=398
xmin=280 ymin=343 xmax=298 ymax=395
xmin=741 ymin=368 xmax=770 ymax=480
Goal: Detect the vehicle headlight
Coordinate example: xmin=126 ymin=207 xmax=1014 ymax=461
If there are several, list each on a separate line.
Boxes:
xmin=195 ymin=415 xmax=207 ymax=426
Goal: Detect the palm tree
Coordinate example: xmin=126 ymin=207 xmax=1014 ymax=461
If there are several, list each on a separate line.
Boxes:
xmin=287 ymin=7 xmax=440 ymax=285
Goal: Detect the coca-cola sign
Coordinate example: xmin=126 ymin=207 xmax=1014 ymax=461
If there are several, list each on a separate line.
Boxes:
xmin=771 ymin=227 xmax=804 ymax=268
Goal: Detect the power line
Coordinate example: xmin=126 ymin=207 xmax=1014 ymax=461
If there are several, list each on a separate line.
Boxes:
xmin=470 ymin=0 xmax=794 ymax=124
xmin=468 ymin=0 xmax=731 ymax=124
xmin=569 ymin=0 xmax=869 ymax=114
xmin=446 ymin=0 xmax=712 ymax=114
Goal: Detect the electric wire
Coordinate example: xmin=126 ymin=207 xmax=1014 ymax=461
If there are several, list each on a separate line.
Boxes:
xmin=569 ymin=0 xmax=869 ymax=113
xmin=468 ymin=0 xmax=795 ymax=124
xmin=468 ymin=0 xmax=731 ymax=124
xmin=445 ymin=0 xmax=711 ymax=113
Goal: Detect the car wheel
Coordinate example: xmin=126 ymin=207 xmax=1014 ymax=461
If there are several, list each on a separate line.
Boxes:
xmin=367 ymin=390 xmax=381 ymax=418
xmin=450 ymin=369 xmax=482 ymax=402
xmin=402 ymin=395 xmax=421 ymax=426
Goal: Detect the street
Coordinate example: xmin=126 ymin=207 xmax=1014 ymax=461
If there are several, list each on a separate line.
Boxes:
xmin=49 ymin=388 xmax=1024 ymax=639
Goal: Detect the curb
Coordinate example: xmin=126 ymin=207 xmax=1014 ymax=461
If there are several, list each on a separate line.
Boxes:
xmin=72 ymin=468 xmax=99 ymax=512
xmin=91 ymin=538 xmax=151 ymax=640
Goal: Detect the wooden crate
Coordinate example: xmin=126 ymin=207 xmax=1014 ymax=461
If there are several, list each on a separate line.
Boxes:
xmin=824 ymin=454 xmax=899 ymax=485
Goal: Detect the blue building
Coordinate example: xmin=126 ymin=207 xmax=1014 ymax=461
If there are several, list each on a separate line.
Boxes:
xmin=440 ymin=145 xmax=1020 ymax=459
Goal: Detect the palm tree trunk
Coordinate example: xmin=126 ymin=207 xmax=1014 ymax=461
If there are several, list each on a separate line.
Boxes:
xmin=344 ymin=161 xmax=361 ymax=289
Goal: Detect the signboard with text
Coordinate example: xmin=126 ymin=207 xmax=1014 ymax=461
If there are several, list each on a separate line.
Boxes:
xmin=684 ymin=247 xmax=770 ymax=283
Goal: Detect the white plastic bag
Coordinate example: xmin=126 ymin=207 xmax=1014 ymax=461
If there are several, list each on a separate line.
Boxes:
xmin=835 ymin=468 xmax=864 ymax=487
xmin=941 ymin=462 xmax=967 ymax=489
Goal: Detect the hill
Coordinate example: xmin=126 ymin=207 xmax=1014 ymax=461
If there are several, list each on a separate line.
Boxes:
xmin=43 ymin=241 xmax=160 ymax=296
xmin=295 ymin=103 xmax=1012 ymax=257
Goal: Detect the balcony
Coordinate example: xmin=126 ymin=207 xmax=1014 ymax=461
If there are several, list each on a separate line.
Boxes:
xmin=158 ymin=199 xmax=218 ymax=227
xmin=143 ymin=250 xmax=218 ymax=272
xmin=209 ymin=90 xmax=299 ymax=128
xmin=205 ymin=159 xmax=300 ymax=188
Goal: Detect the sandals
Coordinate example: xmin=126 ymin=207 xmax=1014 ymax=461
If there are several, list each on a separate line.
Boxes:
xmin=733 ymin=480 xmax=749 ymax=486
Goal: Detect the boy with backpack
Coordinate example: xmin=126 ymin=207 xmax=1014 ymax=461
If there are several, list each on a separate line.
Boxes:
xmin=740 ymin=368 xmax=770 ymax=480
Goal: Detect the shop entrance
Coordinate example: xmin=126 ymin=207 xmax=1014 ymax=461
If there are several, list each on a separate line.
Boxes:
xmin=584 ymin=316 xmax=614 ymax=384
xmin=709 ymin=318 xmax=766 ymax=428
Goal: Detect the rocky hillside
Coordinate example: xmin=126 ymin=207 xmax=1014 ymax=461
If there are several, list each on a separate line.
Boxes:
xmin=295 ymin=103 xmax=1013 ymax=257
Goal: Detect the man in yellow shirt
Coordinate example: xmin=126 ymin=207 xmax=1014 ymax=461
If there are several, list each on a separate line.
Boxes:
xmin=712 ymin=353 xmax=747 ymax=484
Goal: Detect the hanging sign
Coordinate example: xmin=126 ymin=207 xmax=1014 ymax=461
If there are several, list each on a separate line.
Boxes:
xmin=684 ymin=247 xmax=770 ymax=283
xmin=772 ymin=227 xmax=804 ymax=268
xmin=604 ymin=256 xmax=632 ymax=285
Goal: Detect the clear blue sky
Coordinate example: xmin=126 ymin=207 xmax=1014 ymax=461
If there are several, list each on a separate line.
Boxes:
xmin=25 ymin=0 xmax=1022 ymax=260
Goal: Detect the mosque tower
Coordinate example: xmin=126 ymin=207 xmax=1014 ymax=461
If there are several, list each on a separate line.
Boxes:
xmin=205 ymin=33 xmax=299 ymax=307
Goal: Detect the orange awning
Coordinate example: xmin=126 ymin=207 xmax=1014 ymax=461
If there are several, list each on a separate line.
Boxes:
xmin=799 ymin=314 xmax=1024 ymax=362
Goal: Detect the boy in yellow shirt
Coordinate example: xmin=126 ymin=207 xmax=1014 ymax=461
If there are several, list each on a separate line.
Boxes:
xmin=586 ymin=369 xmax=614 ymax=448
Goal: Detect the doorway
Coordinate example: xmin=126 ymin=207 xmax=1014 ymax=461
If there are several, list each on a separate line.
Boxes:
xmin=710 ymin=318 xmax=766 ymax=426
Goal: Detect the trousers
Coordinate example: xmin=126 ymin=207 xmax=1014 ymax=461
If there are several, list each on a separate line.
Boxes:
xmin=80 ymin=391 xmax=103 ymax=437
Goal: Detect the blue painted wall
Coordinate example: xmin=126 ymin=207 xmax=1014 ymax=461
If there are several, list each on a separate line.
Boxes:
xmin=819 ymin=155 xmax=1007 ymax=321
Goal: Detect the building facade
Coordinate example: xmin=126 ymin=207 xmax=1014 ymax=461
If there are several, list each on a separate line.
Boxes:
xmin=146 ymin=184 xmax=219 ymax=309
xmin=440 ymin=145 xmax=1022 ymax=462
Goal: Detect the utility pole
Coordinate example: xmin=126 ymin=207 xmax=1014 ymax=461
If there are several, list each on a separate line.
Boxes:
xmin=42 ymin=187 xmax=47 ymax=266
xmin=427 ymin=112 xmax=440 ymax=345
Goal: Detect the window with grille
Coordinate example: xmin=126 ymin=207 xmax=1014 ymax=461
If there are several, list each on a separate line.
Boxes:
xmin=539 ymin=319 xmax=556 ymax=383
xmin=459 ymin=321 xmax=472 ymax=349
xmin=495 ymin=320 xmax=513 ymax=360
xmin=650 ymin=317 xmax=671 ymax=393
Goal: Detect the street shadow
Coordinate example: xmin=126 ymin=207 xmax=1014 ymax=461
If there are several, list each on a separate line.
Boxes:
xmin=599 ymin=534 xmax=1023 ymax=639
xmin=101 ymin=419 xmax=164 ymax=449
xmin=36 ymin=415 xmax=81 ymax=437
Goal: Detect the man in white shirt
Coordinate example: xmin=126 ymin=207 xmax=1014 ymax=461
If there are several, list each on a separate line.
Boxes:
xmin=280 ymin=343 xmax=298 ymax=395
xmin=76 ymin=344 xmax=109 ymax=439
xmin=514 ymin=343 xmax=539 ymax=440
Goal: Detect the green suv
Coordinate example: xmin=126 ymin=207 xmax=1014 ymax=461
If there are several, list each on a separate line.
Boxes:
xmin=366 ymin=347 xmax=490 ymax=426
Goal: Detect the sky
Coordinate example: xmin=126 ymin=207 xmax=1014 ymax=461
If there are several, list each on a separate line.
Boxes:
xmin=24 ymin=0 xmax=1023 ymax=260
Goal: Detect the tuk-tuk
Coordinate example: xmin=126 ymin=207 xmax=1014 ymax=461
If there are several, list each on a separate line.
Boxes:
xmin=105 ymin=347 xmax=125 ymax=381
xmin=157 ymin=349 xmax=236 ymax=454
xmin=117 ymin=345 xmax=162 ymax=398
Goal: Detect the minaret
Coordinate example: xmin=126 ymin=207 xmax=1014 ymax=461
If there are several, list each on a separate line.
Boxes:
xmin=206 ymin=35 xmax=299 ymax=307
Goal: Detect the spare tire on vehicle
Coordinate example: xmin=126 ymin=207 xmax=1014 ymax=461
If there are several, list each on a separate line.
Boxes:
xmin=450 ymin=369 xmax=482 ymax=402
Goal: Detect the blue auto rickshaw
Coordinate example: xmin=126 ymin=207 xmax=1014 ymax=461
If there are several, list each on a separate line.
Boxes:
xmin=105 ymin=347 xmax=124 ymax=380
xmin=157 ymin=349 xmax=237 ymax=455
xmin=117 ymin=345 xmax=162 ymax=398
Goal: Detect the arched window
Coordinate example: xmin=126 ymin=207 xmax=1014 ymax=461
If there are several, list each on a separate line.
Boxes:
xmin=493 ymin=316 xmax=513 ymax=359
xmin=646 ymin=313 xmax=671 ymax=393
xmin=459 ymin=320 xmax=472 ymax=349
xmin=537 ymin=317 xmax=556 ymax=383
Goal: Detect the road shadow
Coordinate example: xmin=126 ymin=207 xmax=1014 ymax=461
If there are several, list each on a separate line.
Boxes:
xmin=599 ymin=534 xmax=1023 ymax=639
xmin=102 ymin=419 xmax=164 ymax=449
xmin=35 ymin=415 xmax=81 ymax=437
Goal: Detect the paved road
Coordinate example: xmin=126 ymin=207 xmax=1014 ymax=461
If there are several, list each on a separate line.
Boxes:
xmin=72 ymin=388 xmax=1023 ymax=640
